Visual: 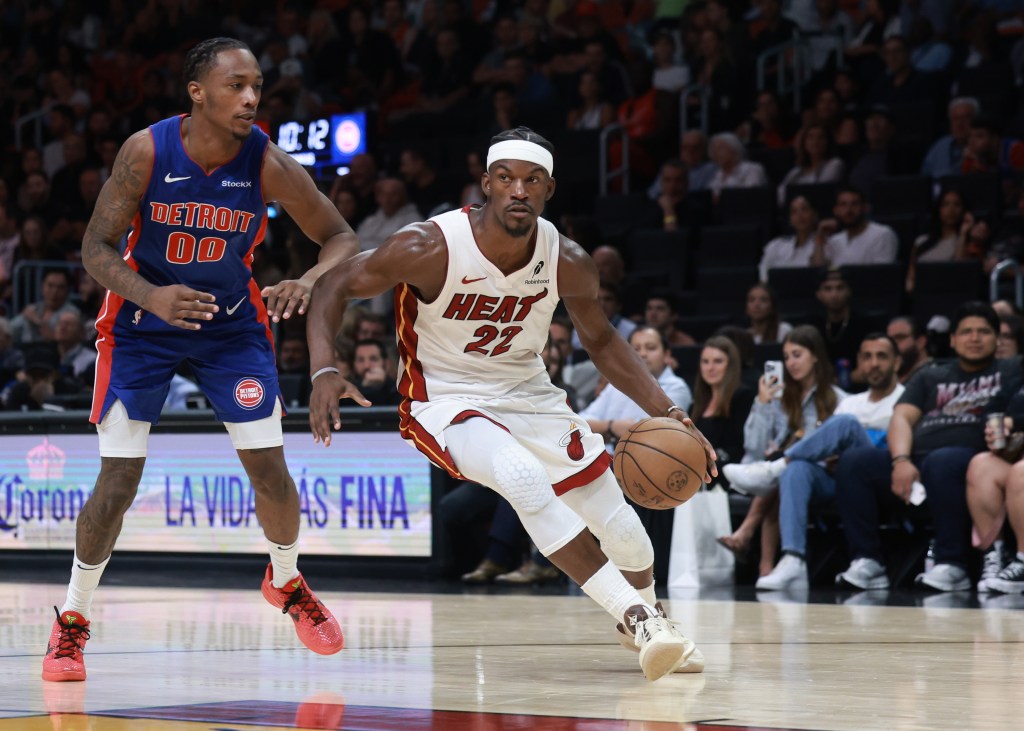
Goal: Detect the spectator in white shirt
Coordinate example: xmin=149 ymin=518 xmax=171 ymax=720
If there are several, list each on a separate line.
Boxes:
xmin=777 ymin=123 xmax=846 ymax=205
xmin=760 ymin=196 xmax=819 ymax=281
xmin=580 ymin=326 xmax=692 ymax=453
xmin=708 ymin=132 xmax=768 ymax=200
xmin=812 ymin=186 xmax=898 ymax=266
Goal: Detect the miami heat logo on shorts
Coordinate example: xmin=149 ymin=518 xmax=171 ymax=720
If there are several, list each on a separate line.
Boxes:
xmin=558 ymin=421 xmax=585 ymax=461
xmin=234 ymin=377 xmax=265 ymax=410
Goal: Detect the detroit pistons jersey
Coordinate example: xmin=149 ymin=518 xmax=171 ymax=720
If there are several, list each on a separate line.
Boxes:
xmin=394 ymin=206 xmax=561 ymax=404
xmin=91 ymin=115 xmax=278 ymax=425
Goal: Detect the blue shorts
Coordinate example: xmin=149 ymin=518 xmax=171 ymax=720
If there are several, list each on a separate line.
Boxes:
xmin=91 ymin=323 xmax=281 ymax=425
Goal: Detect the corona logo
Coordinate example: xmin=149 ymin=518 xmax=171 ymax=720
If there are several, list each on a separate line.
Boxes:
xmin=27 ymin=438 xmax=66 ymax=481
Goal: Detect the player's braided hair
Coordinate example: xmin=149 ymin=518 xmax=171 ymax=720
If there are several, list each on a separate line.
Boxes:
xmin=489 ymin=127 xmax=555 ymax=155
xmin=183 ymin=37 xmax=252 ymax=85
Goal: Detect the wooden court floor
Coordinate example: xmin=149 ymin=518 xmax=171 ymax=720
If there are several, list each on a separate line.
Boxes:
xmin=0 ymin=581 xmax=1022 ymax=731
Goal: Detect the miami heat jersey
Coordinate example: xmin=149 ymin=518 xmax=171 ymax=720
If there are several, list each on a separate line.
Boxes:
xmin=91 ymin=115 xmax=278 ymax=425
xmin=395 ymin=207 xmax=561 ymax=403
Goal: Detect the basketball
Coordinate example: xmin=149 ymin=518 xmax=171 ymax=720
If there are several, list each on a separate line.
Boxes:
xmin=612 ymin=417 xmax=707 ymax=510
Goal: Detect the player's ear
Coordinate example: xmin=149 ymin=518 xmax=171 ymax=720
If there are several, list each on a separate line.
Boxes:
xmin=545 ymin=176 xmax=556 ymax=201
xmin=187 ymin=80 xmax=203 ymax=105
xmin=481 ymin=172 xmax=491 ymax=195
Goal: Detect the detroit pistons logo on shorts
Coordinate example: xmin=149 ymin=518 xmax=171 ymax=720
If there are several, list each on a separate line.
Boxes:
xmin=234 ymin=377 xmax=265 ymax=410
xmin=558 ymin=421 xmax=585 ymax=461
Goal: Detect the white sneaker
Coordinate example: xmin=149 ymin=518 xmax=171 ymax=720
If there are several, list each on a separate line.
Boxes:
xmin=836 ymin=557 xmax=890 ymax=590
xmin=755 ymin=554 xmax=808 ymax=591
xmin=722 ymin=459 xmax=785 ymax=496
xmin=977 ymin=545 xmax=1008 ymax=593
xmin=623 ymin=605 xmax=694 ymax=681
xmin=914 ymin=563 xmax=970 ymax=592
xmin=614 ymin=603 xmax=703 ymax=673
xmin=988 ymin=559 xmax=1024 ymax=594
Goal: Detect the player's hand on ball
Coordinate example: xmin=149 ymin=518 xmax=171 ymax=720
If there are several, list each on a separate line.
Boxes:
xmin=666 ymin=410 xmax=719 ymax=482
xmin=262 ymin=278 xmax=311 ymax=323
xmin=145 ymin=284 xmax=217 ymax=330
xmin=309 ymin=372 xmax=372 ymax=447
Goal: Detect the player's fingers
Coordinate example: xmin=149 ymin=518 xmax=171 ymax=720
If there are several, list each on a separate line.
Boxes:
xmin=281 ymin=293 xmax=301 ymax=320
xmin=342 ymin=383 xmax=372 ymax=407
xmin=296 ymin=292 xmax=311 ymax=316
xmin=170 ymin=318 xmax=201 ymax=331
xmin=185 ymin=289 xmax=217 ymax=304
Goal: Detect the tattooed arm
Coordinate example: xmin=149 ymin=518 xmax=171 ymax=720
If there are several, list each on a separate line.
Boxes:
xmin=83 ymin=131 xmax=218 ymax=330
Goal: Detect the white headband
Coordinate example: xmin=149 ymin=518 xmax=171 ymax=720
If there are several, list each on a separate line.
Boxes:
xmin=486 ymin=139 xmax=554 ymax=176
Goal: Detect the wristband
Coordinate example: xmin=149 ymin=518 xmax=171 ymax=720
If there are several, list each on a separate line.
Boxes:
xmin=891 ymin=454 xmax=912 ymax=465
xmin=311 ymin=366 xmax=340 ymax=383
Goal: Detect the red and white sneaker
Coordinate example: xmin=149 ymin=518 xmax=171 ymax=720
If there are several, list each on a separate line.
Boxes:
xmin=42 ymin=607 xmax=90 ymax=682
xmin=260 ymin=564 xmax=344 ymax=655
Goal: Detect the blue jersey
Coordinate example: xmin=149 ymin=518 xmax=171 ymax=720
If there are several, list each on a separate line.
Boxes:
xmin=92 ymin=115 xmax=280 ymax=425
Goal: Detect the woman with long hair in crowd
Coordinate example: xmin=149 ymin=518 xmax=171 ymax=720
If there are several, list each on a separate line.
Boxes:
xmin=746 ymin=282 xmax=792 ymax=345
xmin=692 ymin=335 xmax=755 ymax=471
xmin=905 ymin=188 xmax=973 ymax=292
xmin=758 ymin=196 xmax=819 ymax=282
xmin=718 ymin=326 xmax=844 ymax=577
xmin=777 ymin=123 xmax=846 ymax=204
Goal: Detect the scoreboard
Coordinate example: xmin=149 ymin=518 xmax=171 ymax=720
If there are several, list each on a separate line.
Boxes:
xmin=274 ymin=112 xmax=367 ymax=178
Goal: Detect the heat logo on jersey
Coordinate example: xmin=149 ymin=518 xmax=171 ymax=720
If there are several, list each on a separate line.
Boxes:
xmin=559 ymin=421 xmax=585 ymax=461
xmin=234 ymin=378 xmax=265 ymax=409
xmin=441 ymin=288 xmax=549 ymax=323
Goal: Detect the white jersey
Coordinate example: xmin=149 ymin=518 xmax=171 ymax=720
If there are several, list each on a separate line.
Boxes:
xmin=395 ymin=207 xmax=561 ymax=403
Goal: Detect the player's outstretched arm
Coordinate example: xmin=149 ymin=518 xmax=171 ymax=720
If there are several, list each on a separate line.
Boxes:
xmin=262 ymin=145 xmax=360 ymax=322
xmin=559 ymin=238 xmax=717 ymax=480
xmin=307 ymin=224 xmax=447 ymax=446
xmin=83 ymin=130 xmax=219 ymax=330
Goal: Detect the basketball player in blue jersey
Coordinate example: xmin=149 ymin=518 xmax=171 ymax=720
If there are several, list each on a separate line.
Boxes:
xmin=305 ymin=127 xmax=717 ymax=681
xmin=42 ymin=38 xmax=359 ymax=682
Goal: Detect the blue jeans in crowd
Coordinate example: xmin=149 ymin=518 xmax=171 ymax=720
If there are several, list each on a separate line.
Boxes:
xmin=779 ymin=414 xmax=874 ymax=556
xmin=834 ymin=445 xmax=978 ymax=569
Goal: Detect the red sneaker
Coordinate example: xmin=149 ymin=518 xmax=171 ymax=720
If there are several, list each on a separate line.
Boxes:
xmin=260 ymin=564 xmax=344 ymax=655
xmin=42 ymin=607 xmax=90 ymax=682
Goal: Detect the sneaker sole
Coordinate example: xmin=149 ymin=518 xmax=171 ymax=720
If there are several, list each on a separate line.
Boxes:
xmin=614 ymin=625 xmax=703 ymax=673
xmin=836 ymin=574 xmax=890 ymax=590
xmin=916 ymin=577 xmax=971 ymax=592
xmin=987 ymin=579 xmax=1024 ymax=594
xmin=638 ymin=636 xmax=692 ymax=681
xmin=41 ymin=668 xmax=86 ymax=682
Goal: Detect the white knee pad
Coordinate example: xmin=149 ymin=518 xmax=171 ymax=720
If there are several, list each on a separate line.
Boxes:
xmin=561 ymin=471 xmax=654 ymax=572
xmin=493 ymin=443 xmax=552 ymax=514
xmin=445 ymin=420 xmax=585 ymax=555
xmin=598 ymin=504 xmax=654 ymax=572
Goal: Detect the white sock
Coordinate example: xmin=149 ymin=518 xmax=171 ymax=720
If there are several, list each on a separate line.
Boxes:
xmin=267 ymin=539 xmax=300 ymax=588
xmin=61 ymin=553 xmax=110 ymax=618
xmin=580 ymin=561 xmax=656 ymax=621
xmin=638 ymin=581 xmax=658 ymax=607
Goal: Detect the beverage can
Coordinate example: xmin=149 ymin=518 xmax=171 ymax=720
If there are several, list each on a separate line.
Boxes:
xmin=988 ymin=413 xmax=1007 ymax=450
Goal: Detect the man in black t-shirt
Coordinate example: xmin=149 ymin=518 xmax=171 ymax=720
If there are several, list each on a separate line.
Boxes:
xmin=833 ymin=302 xmax=1021 ymax=592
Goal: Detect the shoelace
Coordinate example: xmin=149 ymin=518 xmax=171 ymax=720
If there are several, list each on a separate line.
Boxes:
xmin=982 ymin=551 xmax=1004 ymax=577
xmin=281 ymin=583 xmax=328 ymax=625
xmin=50 ymin=606 xmax=90 ymax=659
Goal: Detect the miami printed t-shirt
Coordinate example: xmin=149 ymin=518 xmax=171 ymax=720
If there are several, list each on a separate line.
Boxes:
xmin=899 ymin=359 xmax=1021 ymax=456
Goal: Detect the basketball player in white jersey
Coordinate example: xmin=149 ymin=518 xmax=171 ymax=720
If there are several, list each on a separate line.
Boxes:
xmin=307 ymin=128 xmax=716 ymax=681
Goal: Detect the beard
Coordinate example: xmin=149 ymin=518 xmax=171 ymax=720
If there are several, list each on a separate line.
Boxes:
xmin=502 ymin=218 xmax=534 ymax=238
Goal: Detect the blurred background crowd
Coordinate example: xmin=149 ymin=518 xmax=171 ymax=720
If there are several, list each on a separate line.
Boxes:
xmin=2 ymin=0 xmax=1024 ymax=591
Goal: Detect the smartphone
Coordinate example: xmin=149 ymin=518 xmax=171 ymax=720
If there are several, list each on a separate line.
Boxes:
xmin=763 ymin=360 xmax=783 ymax=389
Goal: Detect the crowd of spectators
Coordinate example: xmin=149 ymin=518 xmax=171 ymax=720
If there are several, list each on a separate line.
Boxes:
xmin=3 ymin=1 xmax=1024 ymax=594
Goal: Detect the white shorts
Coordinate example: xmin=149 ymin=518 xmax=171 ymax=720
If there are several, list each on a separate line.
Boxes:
xmin=98 ymin=399 xmax=284 ymax=457
xmin=399 ymin=374 xmax=610 ymax=494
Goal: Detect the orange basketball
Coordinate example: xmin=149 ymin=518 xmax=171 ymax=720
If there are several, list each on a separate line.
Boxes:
xmin=612 ymin=417 xmax=707 ymax=510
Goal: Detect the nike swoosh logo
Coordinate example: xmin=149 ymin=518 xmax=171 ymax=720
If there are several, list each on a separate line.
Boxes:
xmin=164 ymin=173 xmax=191 ymax=183
xmin=226 ymin=297 xmax=246 ymax=315
xmin=461 ymin=276 xmax=486 ymax=284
